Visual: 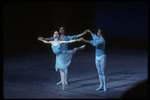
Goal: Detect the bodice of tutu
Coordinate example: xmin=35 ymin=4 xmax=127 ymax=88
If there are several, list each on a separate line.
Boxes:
xmin=51 ymin=42 xmax=62 ymax=55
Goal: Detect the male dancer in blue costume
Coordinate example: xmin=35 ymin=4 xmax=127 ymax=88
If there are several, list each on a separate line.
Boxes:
xmin=38 ymin=27 xmax=87 ymax=85
xmin=81 ymin=28 xmax=107 ymax=91
xmin=38 ymin=31 xmax=85 ymax=90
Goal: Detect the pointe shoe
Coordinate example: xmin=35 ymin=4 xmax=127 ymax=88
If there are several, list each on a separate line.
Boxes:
xmin=96 ymin=86 xmax=103 ymax=91
xmin=79 ymin=45 xmax=86 ymax=50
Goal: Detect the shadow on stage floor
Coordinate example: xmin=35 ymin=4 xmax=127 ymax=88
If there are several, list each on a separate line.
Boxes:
xmin=3 ymin=47 xmax=148 ymax=99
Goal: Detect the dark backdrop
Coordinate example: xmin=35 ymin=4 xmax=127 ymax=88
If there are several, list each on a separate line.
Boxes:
xmin=94 ymin=2 xmax=148 ymax=50
xmin=3 ymin=2 xmax=148 ymax=58
xmin=3 ymin=2 xmax=95 ymax=58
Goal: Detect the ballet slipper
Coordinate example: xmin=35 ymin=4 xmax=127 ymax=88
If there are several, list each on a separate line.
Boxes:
xmin=79 ymin=45 xmax=86 ymax=50
xmin=96 ymin=86 xmax=103 ymax=91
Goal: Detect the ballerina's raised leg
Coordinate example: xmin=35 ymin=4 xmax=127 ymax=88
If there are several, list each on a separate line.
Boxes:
xmin=73 ymin=45 xmax=86 ymax=54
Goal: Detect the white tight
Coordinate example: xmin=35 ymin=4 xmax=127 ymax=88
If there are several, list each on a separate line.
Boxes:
xmin=95 ymin=54 xmax=106 ymax=75
xmin=95 ymin=54 xmax=107 ymax=90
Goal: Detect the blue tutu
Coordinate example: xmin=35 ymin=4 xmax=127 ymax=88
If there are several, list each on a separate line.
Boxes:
xmin=52 ymin=42 xmax=74 ymax=71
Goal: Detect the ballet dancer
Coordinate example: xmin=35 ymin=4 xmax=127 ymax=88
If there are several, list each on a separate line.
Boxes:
xmin=37 ymin=31 xmax=86 ymax=90
xmin=81 ymin=28 xmax=107 ymax=91
xmin=38 ymin=27 xmax=87 ymax=85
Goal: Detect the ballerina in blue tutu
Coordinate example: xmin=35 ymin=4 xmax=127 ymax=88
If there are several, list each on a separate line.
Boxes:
xmin=39 ymin=27 xmax=87 ymax=86
xmin=38 ymin=31 xmax=86 ymax=90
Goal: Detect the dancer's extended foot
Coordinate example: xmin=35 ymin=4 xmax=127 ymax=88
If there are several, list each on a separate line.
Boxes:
xmin=73 ymin=45 xmax=86 ymax=54
xmin=79 ymin=45 xmax=86 ymax=50
xmin=56 ymin=81 xmax=68 ymax=85
xmin=96 ymin=86 xmax=103 ymax=91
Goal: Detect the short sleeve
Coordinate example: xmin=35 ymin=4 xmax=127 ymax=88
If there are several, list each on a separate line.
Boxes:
xmin=50 ymin=37 xmax=54 ymax=41
xmin=90 ymin=40 xmax=94 ymax=45
xmin=90 ymin=39 xmax=104 ymax=47
xmin=90 ymin=40 xmax=98 ymax=46
xmin=92 ymin=34 xmax=99 ymax=40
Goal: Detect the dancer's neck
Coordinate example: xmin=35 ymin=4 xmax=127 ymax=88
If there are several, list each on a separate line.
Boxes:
xmin=60 ymin=33 xmax=65 ymax=37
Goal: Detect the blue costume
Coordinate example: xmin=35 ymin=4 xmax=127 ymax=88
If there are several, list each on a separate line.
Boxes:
xmin=50 ymin=35 xmax=77 ymax=85
xmin=51 ymin=42 xmax=74 ymax=71
xmin=90 ymin=34 xmax=107 ymax=91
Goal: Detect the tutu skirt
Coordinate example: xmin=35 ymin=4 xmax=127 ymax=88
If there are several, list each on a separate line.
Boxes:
xmin=55 ymin=50 xmax=74 ymax=71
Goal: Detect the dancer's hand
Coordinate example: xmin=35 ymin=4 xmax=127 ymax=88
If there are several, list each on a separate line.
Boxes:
xmin=87 ymin=29 xmax=91 ymax=33
xmin=83 ymin=30 xmax=88 ymax=34
xmin=81 ymin=37 xmax=84 ymax=41
xmin=77 ymin=38 xmax=81 ymax=41
xmin=82 ymin=38 xmax=85 ymax=41
xmin=78 ymin=37 xmax=84 ymax=42
xmin=37 ymin=37 xmax=43 ymax=41
xmin=87 ymin=29 xmax=93 ymax=36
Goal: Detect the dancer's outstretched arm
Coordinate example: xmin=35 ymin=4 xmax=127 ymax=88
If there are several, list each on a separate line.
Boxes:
xmin=76 ymin=30 xmax=87 ymax=38
xmin=82 ymin=37 xmax=104 ymax=46
xmin=87 ymin=29 xmax=94 ymax=36
xmin=43 ymin=38 xmax=52 ymax=41
xmin=38 ymin=36 xmax=53 ymax=41
xmin=60 ymin=38 xmax=82 ymax=44
xmin=37 ymin=37 xmax=52 ymax=44
xmin=82 ymin=38 xmax=91 ymax=44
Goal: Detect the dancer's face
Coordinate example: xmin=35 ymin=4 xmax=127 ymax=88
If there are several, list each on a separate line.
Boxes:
xmin=59 ymin=27 xmax=65 ymax=34
xmin=97 ymin=29 xmax=101 ymax=37
xmin=53 ymin=31 xmax=59 ymax=38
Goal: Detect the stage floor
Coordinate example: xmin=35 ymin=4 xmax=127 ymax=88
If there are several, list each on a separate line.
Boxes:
xmin=3 ymin=47 xmax=148 ymax=99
